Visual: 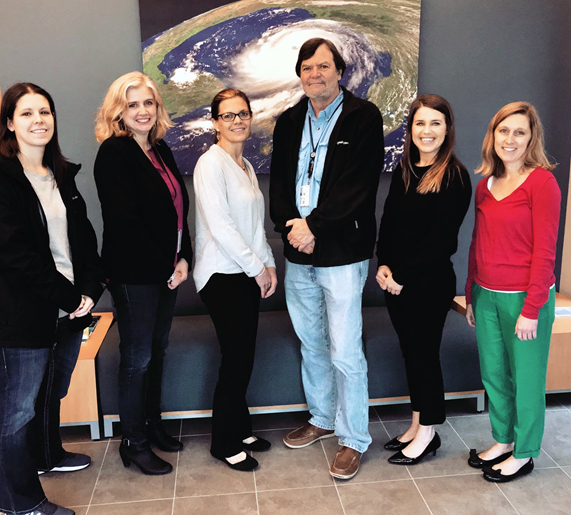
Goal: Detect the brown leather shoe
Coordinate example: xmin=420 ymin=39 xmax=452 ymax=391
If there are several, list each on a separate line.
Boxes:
xmin=330 ymin=446 xmax=362 ymax=479
xmin=283 ymin=422 xmax=335 ymax=448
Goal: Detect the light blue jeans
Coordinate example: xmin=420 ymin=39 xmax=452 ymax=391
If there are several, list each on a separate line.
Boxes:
xmin=285 ymin=259 xmax=371 ymax=453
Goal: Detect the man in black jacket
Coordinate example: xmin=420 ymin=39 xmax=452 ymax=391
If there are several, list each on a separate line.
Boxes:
xmin=270 ymin=38 xmax=384 ymax=480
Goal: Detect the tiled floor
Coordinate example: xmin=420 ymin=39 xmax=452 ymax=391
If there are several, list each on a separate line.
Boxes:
xmin=40 ymin=395 xmax=571 ymax=514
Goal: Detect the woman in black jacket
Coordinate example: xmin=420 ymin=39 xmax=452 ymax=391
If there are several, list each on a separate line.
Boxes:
xmin=94 ymin=72 xmax=192 ymax=475
xmin=0 ymin=83 xmax=104 ymax=515
xmin=376 ymin=94 xmax=471 ymax=465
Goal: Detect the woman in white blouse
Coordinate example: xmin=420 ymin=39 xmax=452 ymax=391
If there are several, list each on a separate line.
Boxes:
xmin=193 ymin=89 xmax=277 ymax=471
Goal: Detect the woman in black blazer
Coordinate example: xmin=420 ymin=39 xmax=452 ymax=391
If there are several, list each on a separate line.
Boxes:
xmin=94 ymin=72 xmax=192 ymax=475
xmin=0 ymin=82 xmax=104 ymax=515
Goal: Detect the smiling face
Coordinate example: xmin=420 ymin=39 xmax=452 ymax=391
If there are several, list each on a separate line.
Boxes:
xmin=7 ymin=93 xmax=54 ymax=153
xmin=212 ymin=96 xmax=252 ymax=146
xmin=411 ymin=105 xmax=447 ymax=165
xmin=299 ymin=43 xmax=342 ymax=108
xmin=121 ymin=86 xmax=157 ymax=141
xmin=494 ymin=113 xmax=532 ymax=168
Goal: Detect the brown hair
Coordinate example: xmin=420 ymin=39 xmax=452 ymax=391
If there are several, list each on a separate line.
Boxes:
xmin=401 ymin=94 xmax=463 ymax=194
xmin=0 ymin=82 xmax=70 ymax=187
xmin=476 ymin=101 xmax=554 ymax=177
xmin=95 ymin=72 xmax=172 ymax=145
xmin=210 ymin=89 xmax=252 ymax=144
xmin=295 ymin=38 xmax=346 ymax=77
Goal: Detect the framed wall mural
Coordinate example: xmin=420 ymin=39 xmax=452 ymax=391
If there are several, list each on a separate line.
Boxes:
xmin=140 ymin=0 xmax=421 ymax=174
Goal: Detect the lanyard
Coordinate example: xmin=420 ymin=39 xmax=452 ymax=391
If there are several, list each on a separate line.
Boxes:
xmin=307 ymin=100 xmax=343 ymax=180
xmin=151 ymin=147 xmax=178 ymax=200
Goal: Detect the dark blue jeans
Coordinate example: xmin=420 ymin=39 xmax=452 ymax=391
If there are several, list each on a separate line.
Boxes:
xmin=0 ymin=347 xmax=49 ymax=514
xmin=30 ymin=318 xmax=84 ymax=471
xmin=109 ymin=282 xmax=178 ymax=444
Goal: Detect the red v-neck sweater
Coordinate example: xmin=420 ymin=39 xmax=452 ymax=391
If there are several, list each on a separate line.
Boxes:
xmin=466 ymin=168 xmax=560 ymax=319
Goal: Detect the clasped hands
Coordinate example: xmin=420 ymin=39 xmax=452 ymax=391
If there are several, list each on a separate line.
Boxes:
xmin=376 ymin=265 xmax=403 ymax=295
xmin=286 ymin=218 xmax=315 ymax=254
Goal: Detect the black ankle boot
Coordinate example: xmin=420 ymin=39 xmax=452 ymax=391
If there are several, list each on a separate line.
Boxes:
xmin=146 ymin=419 xmax=183 ymax=452
xmin=119 ymin=438 xmax=173 ymax=475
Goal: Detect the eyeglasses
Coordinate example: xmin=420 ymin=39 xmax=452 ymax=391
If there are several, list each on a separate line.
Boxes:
xmin=217 ymin=110 xmax=252 ymax=122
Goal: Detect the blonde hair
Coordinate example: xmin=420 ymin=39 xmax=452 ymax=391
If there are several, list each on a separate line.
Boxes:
xmin=95 ymin=72 xmax=172 ymax=144
xmin=476 ymin=101 xmax=555 ymax=177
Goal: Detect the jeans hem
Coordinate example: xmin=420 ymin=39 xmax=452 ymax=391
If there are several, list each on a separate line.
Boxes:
xmin=1 ymin=496 xmax=47 ymax=515
xmin=308 ymin=417 xmax=335 ymax=432
xmin=338 ymin=440 xmax=368 ymax=454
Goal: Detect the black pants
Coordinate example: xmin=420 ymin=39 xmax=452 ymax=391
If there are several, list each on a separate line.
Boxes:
xmin=199 ymin=273 xmax=261 ymax=457
xmin=384 ymin=271 xmax=455 ymax=426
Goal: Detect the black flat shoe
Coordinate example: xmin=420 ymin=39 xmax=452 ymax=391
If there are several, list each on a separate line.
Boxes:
xmin=388 ymin=432 xmax=441 ymax=465
xmin=384 ymin=435 xmax=412 ymax=451
xmin=146 ymin=419 xmax=183 ymax=452
xmin=211 ymin=449 xmax=259 ymax=471
xmin=483 ymin=458 xmax=534 ymax=483
xmin=243 ymin=436 xmax=271 ymax=452
xmin=468 ymin=448 xmax=513 ymax=469
xmin=119 ymin=439 xmax=173 ymax=475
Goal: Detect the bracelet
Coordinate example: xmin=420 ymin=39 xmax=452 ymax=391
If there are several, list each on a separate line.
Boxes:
xmin=256 ymin=266 xmax=266 ymax=277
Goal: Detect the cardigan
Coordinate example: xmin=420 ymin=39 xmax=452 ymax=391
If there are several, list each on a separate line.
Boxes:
xmin=466 ymin=168 xmax=560 ymax=319
xmin=0 ymin=156 xmax=105 ymax=348
xmin=94 ymin=136 xmax=192 ymax=284
xmin=270 ymin=87 xmax=384 ymax=267
xmin=376 ymin=162 xmax=472 ymax=285
xmin=193 ymin=145 xmax=275 ymax=292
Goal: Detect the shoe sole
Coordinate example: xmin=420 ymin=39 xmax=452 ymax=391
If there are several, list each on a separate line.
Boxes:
xmin=38 ymin=463 xmax=90 ymax=474
xmin=283 ymin=432 xmax=335 ymax=449
xmin=330 ymin=467 xmax=359 ymax=480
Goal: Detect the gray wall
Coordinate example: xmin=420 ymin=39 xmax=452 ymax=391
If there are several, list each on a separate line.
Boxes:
xmin=1 ymin=0 xmax=570 ymax=307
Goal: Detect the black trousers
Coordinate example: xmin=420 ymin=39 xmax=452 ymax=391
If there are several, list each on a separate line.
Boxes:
xmin=199 ymin=273 xmax=261 ymax=457
xmin=384 ymin=271 xmax=455 ymax=426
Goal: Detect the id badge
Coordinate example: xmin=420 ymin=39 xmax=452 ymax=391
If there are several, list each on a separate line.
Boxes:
xmin=177 ymin=229 xmax=182 ymax=253
xmin=300 ymin=184 xmax=310 ymax=207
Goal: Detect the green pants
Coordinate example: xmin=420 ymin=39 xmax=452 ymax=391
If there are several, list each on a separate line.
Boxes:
xmin=472 ymin=283 xmax=555 ymax=458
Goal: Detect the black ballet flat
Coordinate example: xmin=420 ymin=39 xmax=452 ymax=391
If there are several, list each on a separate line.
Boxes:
xmin=468 ymin=448 xmax=512 ymax=469
xmin=210 ymin=450 xmax=259 ymax=471
xmin=482 ymin=458 xmax=534 ymax=483
xmin=384 ymin=435 xmax=412 ymax=451
xmin=388 ymin=432 xmax=441 ymax=465
xmin=242 ymin=436 xmax=271 ymax=452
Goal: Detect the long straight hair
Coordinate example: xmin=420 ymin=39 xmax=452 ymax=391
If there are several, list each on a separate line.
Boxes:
xmin=401 ymin=94 xmax=463 ymax=193
xmin=476 ymin=101 xmax=554 ymax=177
xmin=0 ymin=82 xmax=70 ymax=187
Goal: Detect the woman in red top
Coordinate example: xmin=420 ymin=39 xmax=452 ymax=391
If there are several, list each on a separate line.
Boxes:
xmin=465 ymin=102 xmax=560 ymax=483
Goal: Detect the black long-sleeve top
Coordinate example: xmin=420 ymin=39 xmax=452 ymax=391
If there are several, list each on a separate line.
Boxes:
xmin=376 ymin=162 xmax=472 ymax=286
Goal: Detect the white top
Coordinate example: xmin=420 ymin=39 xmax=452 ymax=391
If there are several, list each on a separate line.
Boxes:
xmin=24 ymin=169 xmax=74 ymax=316
xmin=193 ymin=144 xmax=275 ymax=292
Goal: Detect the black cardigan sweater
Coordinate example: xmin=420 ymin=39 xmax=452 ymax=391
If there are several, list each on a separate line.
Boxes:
xmin=376 ymin=162 xmax=472 ymax=286
xmin=94 ymin=136 xmax=192 ymax=284
xmin=270 ymin=87 xmax=384 ymax=267
xmin=0 ymin=156 xmax=105 ymax=348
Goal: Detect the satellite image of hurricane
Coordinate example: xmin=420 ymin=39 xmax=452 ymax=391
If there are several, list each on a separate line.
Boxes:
xmin=142 ymin=0 xmax=420 ymax=174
